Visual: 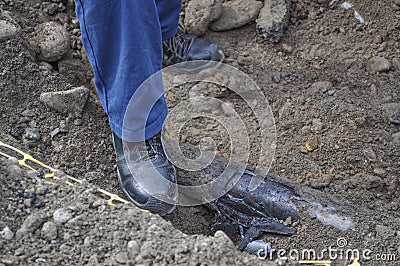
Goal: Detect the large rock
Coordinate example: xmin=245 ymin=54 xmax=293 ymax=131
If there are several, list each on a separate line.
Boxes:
xmin=209 ymin=0 xmax=263 ymax=31
xmin=30 ymin=22 xmax=70 ymax=62
xmin=16 ymin=214 xmax=44 ymax=238
xmin=184 ymin=0 xmax=222 ymax=36
xmin=367 ymin=56 xmax=391 ymax=73
xmin=41 ymin=221 xmax=58 ymax=241
xmin=256 ymin=0 xmax=291 ymax=43
xmin=40 ymin=86 xmax=89 ymax=114
xmin=0 ymin=11 xmax=21 ymax=40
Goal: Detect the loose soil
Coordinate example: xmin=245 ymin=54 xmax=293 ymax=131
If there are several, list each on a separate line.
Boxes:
xmin=0 ymin=0 xmax=399 ymax=265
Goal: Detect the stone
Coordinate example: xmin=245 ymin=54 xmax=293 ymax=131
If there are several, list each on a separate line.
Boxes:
xmin=184 ymin=0 xmax=222 ymax=36
xmin=352 ymin=173 xmax=383 ymax=190
xmin=311 ymin=118 xmax=323 ymax=133
xmin=40 ymin=86 xmax=89 ymax=114
xmin=373 ymin=168 xmax=386 ymax=176
xmin=272 ymin=72 xmax=281 ymax=83
xmin=24 ymin=129 xmax=41 ymax=141
xmin=367 ymin=56 xmax=391 ymax=73
xmin=256 ymin=0 xmax=291 ymax=43
xmin=41 ymin=221 xmax=58 ymax=240
xmin=30 ymin=21 xmax=70 ymax=62
xmin=16 ymin=213 xmax=43 ymax=237
xmin=38 ymin=61 xmax=53 ymax=71
xmin=311 ymin=81 xmax=333 ymax=93
xmin=310 ymin=177 xmax=331 ymax=189
xmin=392 ymin=58 xmax=400 ymax=71
xmin=209 ymin=0 xmax=263 ymax=31
xmin=0 ymin=11 xmax=21 ymax=40
xmin=392 ymin=132 xmax=400 ymax=144
xmin=127 ymin=240 xmax=140 ymax=259
xmin=282 ymin=43 xmax=293 ymax=53
xmin=363 ymin=147 xmax=377 ymax=162
xmin=53 ymin=208 xmax=74 ymax=224
xmin=6 ymin=158 xmax=23 ymax=179
xmin=115 ymin=252 xmax=128 ymax=264
xmin=1 ymin=226 xmax=14 ymax=240
xmin=390 ymin=109 xmax=400 ymax=124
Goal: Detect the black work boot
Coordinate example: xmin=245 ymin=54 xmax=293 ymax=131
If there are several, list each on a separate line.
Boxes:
xmin=112 ymin=132 xmax=177 ymax=216
xmin=163 ymin=29 xmax=224 ymax=67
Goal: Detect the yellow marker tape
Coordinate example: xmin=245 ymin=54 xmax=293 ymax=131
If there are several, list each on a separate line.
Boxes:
xmin=97 ymin=188 xmax=130 ymax=205
xmin=0 ymin=141 xmax=130 ymax=207
xmin=348 ymin=258 xmax=360 ymax=266
xmin=299 ymin=261 xmax=331 ymax=266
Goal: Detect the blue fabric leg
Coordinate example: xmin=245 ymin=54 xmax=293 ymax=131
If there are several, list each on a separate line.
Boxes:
xmin=75 ymin=0 xmax=180 ymax=142
xmin=156 ymin=0 xmax=182 ymax=40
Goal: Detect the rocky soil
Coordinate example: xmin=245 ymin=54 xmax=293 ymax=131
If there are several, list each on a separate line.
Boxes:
xmin=1 ymin=0 xmax=399 ymax=265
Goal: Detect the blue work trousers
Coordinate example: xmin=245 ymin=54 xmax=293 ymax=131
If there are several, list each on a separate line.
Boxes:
xmin=75 ymin=0 xmax=181 ymax=141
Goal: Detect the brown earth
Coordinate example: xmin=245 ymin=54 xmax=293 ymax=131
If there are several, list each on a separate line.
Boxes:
xmin=0 ymin=0 xmax=399 ymax=265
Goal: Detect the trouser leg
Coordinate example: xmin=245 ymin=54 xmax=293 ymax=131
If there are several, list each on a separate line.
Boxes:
xmin=156 ymin=0 xmax=182 ymax=41
xmin=75 ymin=0 xmax=172 ymax=141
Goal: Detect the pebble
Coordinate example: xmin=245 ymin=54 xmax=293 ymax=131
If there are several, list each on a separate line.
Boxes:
xmin=53 ymin=208 xmax=74 ymax=224
xmin=373 ymin=168 xmax=386 ymax=176
xmin=311 ymin=81 xmax=332 ymax=93
xmin=310 ymin=177 xmax=331 ymax=189
xmin=1 ymin=226 xmax=14 ymax=240
xmin=392 ymin=58 xmax=400 ymax=71
xmin=363 ymin=147 xmax=377 ymax=162
xmin=272 ymin=72 xmax=281 ymax=83
xmin=327 ymin=89 xmax=336 ymax=96
xmin=40 ymin=86 xmax=89 ymax=114
xmin=41 ymin=221 xmax=58 ymax=240
xmin=24 ymin=129 xmax=41 ymax=141
xmin=74 ymin=118 xmax=82 ymax=126
xmin=115 ymin=252 xmax=128 ymax=264
xmin=390 ymin=109 xmax=400 ymax=124
xmin=24 ymin=198 xmax=32 ymax=207
xmin=352 ymin=173 xmax=383 ymax=190
xmin=71 ymin=18 xmax=80 ymax=28
xmin=14 ymin=247 xmax=24 ymax=256
xmin=367 ymin=56 xmax=391 ymax=73
xmin=311 ymin=118 xmax=323 ymax=133
xmin=0 ymin=13 xmax=21 ymax=40
xmin=38 ymin=61 xmax=53 ymax=71
xmin=209 ymin=0 xmax=263 ymax=31
xmin=16 ymin=213 xmax=44 ymax=237
xmin=29 ymin=21 xmax=70 ymax=62
xmin=305 ymin=136 xmax=319 ymax=152
xmin=256 ymin=0 xmax=291 ymax=43
xmin=392 ymin=132 xmax=400 ymax=144
xmin=50 ymin=128 xmax=60 ymax=138
xmin=184 ymin=0 xmax=222 ymax=36
xmin=300 ymin=146 xmax=308 ymax=154
xmin=127 ymin=240 xmax=140 ymax=259
xmin=6 ymin=158 xmax=23 ymax=179
xmin=92 ymin=199 xmax=105 ymax=207
xmin=282 ymin=43 xmax=293 ymax=53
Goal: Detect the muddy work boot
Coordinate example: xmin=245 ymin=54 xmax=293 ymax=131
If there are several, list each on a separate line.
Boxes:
xmin=163 ymin=29 xmax=224 ymax=67
xmin=112 ymin=132 xmax=177 ymax=216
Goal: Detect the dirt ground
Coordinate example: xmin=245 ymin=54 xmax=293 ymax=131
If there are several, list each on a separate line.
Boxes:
xmin=0 ymin=0 xmax=399 ymax=265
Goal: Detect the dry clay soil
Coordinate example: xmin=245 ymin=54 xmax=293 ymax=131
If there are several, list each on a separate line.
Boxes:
xmin=0 ymin=0 xmax=399 ymax=265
